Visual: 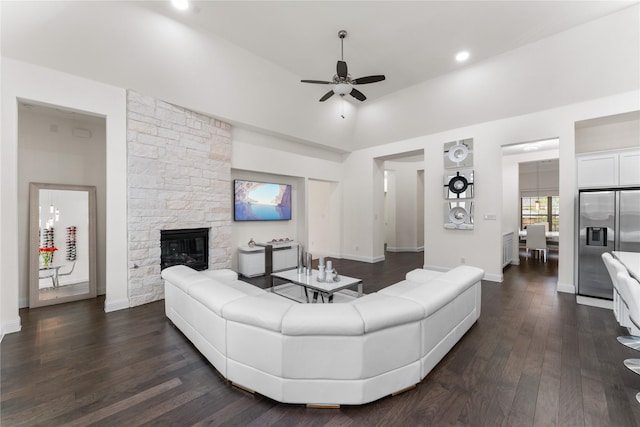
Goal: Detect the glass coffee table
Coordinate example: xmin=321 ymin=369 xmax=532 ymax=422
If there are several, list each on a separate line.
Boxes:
xmin=270 ymin=269 xmax=363 ymax=303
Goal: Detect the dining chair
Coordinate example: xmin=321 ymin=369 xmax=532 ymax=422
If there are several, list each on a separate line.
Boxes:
xmin=525 ymin=224 xmax=547 ymax=262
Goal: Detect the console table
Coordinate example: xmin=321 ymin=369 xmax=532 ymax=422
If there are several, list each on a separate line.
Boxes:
xmin=237 ymin=242 xmax=298 ymax=277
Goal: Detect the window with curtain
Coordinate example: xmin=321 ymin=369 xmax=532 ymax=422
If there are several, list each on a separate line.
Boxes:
xmin=521 ymin=196 xmax=559 ymax=231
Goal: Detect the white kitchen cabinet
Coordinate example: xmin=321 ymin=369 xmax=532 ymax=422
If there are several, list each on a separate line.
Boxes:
xmin=619 ymin=150 xmax=640 ymax=186
xmin=577 ymin=148 xmax=640 ymax=188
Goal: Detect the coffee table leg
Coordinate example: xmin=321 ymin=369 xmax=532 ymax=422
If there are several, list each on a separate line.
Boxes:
xmin=313 ymin=291 xmax=319 ymax=303
xmin=357 ymin=282 xmax=363 ymax=297
xmin=328 ymin=293 xmax=334 ymax=303
xmin=304 ymin=287 xmax=310 ymax=303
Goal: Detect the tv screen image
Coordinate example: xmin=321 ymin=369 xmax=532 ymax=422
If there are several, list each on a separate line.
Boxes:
xmin=234 ymin=180 xmax=292 ymax=221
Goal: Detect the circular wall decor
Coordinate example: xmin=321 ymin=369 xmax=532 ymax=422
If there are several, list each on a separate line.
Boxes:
xmin=447 ymin=143 xmax=469 ymax=164
xmin=448 ymin=206 xmax=469 ymax=224
xmin=443 ymin=138 xmax=474 ymax=169
xmin=448 ymin=175 xmax=468 ymax=194
xmin=443 ymin=169 xmax=474 ymax=199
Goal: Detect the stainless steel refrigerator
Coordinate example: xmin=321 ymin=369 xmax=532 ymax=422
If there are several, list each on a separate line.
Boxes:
xmin=578 ymin=188 xmax=640 ymax=299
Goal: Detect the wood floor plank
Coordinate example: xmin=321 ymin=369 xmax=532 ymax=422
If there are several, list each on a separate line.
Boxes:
xmin=4 ymin=250 xmax=639 ymax=426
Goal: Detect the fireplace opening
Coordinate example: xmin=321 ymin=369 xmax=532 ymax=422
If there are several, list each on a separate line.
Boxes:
xmin=160 ymin=228 xmax=209 ymax=271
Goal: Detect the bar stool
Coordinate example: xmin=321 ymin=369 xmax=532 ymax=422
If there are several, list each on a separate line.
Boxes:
xmin=616 ymin=264 xmax=640 ymax=350
xmin=618 ymin=271 xmax=640 ymax=403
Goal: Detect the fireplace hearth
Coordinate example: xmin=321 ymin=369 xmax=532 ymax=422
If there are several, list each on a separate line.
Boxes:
xmin=160 ymin=228 xmax=209 ymax=271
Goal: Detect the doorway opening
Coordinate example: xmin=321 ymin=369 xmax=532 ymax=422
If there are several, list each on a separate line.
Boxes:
xmin=501 ymin=138 xmax=559 ymax=275
xmin=377 ymin=150 xmax=425 ymax=256
xmin=17 ymin=102 xmax=106 ymax=307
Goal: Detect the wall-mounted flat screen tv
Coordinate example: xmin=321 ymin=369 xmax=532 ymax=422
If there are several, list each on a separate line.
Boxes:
xmin=234 ymin=180 xmax=292 ymax=221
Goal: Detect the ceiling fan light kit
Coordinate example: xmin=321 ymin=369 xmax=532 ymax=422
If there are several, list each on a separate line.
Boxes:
xmin=301 ymin=30 xmax=386 ymax=103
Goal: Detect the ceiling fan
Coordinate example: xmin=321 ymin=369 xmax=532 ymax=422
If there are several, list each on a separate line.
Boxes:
xmin=301 ymin=30 xmax=386 ymax=102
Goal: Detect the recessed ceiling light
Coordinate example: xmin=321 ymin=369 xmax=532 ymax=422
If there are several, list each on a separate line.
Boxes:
xmin=171 ymin=0 xmax=189 ymax=10
xmin=455 ymin=51 xmax=470 ymax=62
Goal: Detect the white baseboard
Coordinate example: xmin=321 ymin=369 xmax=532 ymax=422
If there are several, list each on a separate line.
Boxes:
xmin=342 ymin=254 xmax=385 ymax=263
xmin=314 ymin=251 xmax=342 ymax=260
xmin=386 ymin=246 xmax=424 ymax=253
xmin=104 ymin=298 xmax=130 ymax=313
xmin=483 ymin=273 xmax=502 ymax=283
xmin=557 ymin=282 xmax=575 ymax=294
xmin=1 ymin=317 xmax=22 ymax=338
xmin=576 ymin=295 xmax=612 ymax=310
xmin=424 ymin=264 xmax=501 ymax=282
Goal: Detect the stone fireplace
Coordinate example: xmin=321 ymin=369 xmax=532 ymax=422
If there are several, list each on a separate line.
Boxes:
xmin=127 ymin=90 xmax=232 ymax=306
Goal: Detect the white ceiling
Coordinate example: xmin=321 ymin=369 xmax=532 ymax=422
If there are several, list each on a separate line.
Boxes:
xmin=138 ymin=1 xmax=636 ymax=101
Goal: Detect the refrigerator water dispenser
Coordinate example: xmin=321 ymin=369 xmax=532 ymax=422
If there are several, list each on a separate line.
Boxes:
xmin=586 ymin=227 xmax=607 ymax=246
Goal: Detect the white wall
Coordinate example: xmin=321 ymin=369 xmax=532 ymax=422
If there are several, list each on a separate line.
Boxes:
xmin=230 ymin=127 xmax=343 ymax=268
xmin=1 ymin=1 xmax=356 ymax=151
xmin=353 ymin=5 xmax=639 ymax=149
xmin=1 ymin=58 xmax=128 ymax=335
xmin=18 ymin=108 xmax=106 ymax=306
xmin=342 ymin=91 xmax=640 ymax=287
xmin=576 ymin=111 xmax=640 ymax=153
xmin=230 ymin=170 xmax=303 ymax=270
xmin=308 ymin=179 xmax=341 ymax=259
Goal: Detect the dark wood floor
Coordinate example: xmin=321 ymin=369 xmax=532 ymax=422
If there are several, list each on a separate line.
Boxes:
xmin=3 ymin=251 xmax=640 ymax=426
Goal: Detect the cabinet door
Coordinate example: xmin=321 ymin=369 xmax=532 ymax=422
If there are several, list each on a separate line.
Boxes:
xmin=577 ymin=154 xmax=618 ymax=188
xmin=238 ymin=251 xmax=265 ymax=277
xmin=619 ymin=149 xmax=640 ymax=186
xmin=272 ymin=247 xmax=298 ymax=272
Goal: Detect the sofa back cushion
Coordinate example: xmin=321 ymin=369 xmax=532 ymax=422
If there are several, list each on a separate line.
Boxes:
xmin=189 ymin=280 xmax=252 ymax=317
xmin=223 ymin=293 xmax=294 ymax=332
xmin=350 ymin=293 xmax=424 ymax=333
xmin=282 ymin=304 xmax=364 ymax=336
xmin=161 ymin=265 xmax=211 ymax=293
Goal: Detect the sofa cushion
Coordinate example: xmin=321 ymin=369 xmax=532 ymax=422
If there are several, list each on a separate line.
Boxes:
xmin=405 ymin=268 xmax=443 ymax=283
xmin=350 ymin=293 xmax=424 ymax=333
xmin=223 ymin=293 xmax=294 ymax=332
xmin=397 ymin=278 xmax=464 ymax=317
xmin=226 ymin=279 xmax=267 ymax=296
xmin=201 ymin=268 xmax=239 ymax=284
xmin=378 ymin=279 xmax=423 ymax=297
xmin=282 ymin=304 xmax=364 ymax=336
xmin=161 ymin=265 xmax=211 ymax=293
xmin=189 ymin=280 xmax=251 ymax=317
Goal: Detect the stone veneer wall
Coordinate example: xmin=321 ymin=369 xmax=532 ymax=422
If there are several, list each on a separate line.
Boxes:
xmin=127 ymin=90 xmax=232 ymax=306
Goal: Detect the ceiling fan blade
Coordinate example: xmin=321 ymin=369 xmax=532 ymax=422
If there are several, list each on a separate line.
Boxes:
xmin=337 ymin=61 xmax=348 ymax=79
xmin=301 ymin=79 xmax=333 ymax=84
xmin=352 ymin=75 xmax=386 ymax=85
xmin=350 ymin=88 xmax=366 ymax=101
xmin=319 ymin=90 xmax=335 ymax=102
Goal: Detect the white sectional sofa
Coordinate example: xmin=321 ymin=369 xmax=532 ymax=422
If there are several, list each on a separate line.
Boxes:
xmin=161 ymin=264 xmax=484 ymax=406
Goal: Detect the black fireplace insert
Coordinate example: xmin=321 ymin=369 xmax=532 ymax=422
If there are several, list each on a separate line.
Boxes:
xmin=160 ymin=228 xmax=209 ymax=271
